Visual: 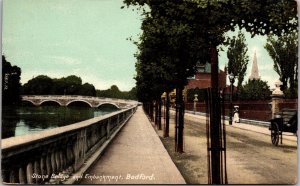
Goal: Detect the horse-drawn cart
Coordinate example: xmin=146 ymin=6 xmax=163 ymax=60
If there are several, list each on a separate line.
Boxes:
xmin=269 ymin=109 xmax=297 ymax=146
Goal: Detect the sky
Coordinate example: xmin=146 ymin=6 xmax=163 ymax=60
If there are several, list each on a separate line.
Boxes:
xmin=3 ymin=0 xmax=282 ymax=91
xmin=3 ymin=0 xmax=142 ymax=91
xmin=219 ymin=29 xmax=280 ymax=89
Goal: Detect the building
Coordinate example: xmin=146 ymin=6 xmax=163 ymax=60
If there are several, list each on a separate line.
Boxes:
xmin=186 ymin=62 xmax=227 ymax=90
xmin=168 ymin=62 xmax=227 ymax=104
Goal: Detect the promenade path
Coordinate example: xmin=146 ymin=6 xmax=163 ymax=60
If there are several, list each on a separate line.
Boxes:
xmin=80 ymin=106 xmax=186 ymax=184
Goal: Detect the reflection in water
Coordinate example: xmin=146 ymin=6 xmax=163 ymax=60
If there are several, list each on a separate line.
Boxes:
xmin=2 ymin=107 xmax=20 ymax=139
xmin=2 ymin=105 xmax=119 ymax=139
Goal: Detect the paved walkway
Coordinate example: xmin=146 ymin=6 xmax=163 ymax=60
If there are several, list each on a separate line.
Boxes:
xmin=80 ymin=106 xmax=186 ymax=184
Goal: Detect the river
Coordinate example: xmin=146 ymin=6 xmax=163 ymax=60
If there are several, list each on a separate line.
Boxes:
xmin=2 ymin=105 xmax=119 ymax=139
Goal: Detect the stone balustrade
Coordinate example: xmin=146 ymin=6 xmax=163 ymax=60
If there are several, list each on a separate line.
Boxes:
xmin=1 ymin=106 xmax=137 ymax=184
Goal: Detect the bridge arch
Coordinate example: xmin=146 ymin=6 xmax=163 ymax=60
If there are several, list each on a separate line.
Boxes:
xmin=40 ymin=100 xmax=62 ymax=106
xmin=97 ymin=103 xmax=120 ymax=109
xmin=66 ymin=100 xmax=93 ymax=107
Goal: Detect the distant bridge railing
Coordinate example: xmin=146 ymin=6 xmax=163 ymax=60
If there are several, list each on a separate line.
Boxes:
xmin=21 ymin=95 xmax=139 ymax=108
xmin=2 ymin=105 xmax=138 ymax=184
xmin=22 ymin=95 xmax=136 ymax=102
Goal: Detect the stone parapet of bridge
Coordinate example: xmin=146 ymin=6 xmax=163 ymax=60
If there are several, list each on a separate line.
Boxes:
xmin=2 ymin=106 xmax=138 ymax=184
xmin=22 ymin=95 xmax=139 ymax=109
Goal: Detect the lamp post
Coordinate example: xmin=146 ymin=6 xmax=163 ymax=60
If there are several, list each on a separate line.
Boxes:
xmin=229 ymin=73 xmax=235 ymax=125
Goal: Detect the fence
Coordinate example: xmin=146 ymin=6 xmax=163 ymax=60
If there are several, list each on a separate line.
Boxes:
xmin=1 ymin=106 xmax=137 ymax=184
xmin=278 ymin=99 xmax=298 ymax=111
xmin=186 ymin=99 xmax=297 ymax=122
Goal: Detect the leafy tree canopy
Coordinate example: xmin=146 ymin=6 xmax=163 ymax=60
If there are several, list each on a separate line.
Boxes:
xmin=2 ymin=55 xmax=22 ymax=105
xmin=124 ymin=0 xmax=297 ymax=102
xmin=96 ymin=85 xmax=137 ymax=100
xmin=264 ymin=31 xmax=298 ymax=98
xmin=23 ymin=75 xmax=53 ymax=95
xmin=63 ymin=75 xmax=82 ymax=85
xmin=227 ymin=31 xmax=249 ymax=89
xmin=22 ymin=75 xmax=96 ymax=96
xmin=130 ymin=0 xmax=212 ymax=102
xmin=124 ymin=0 xmax=297 ymax=43
xmin=239 ymin=79 xmax=271 ymax=100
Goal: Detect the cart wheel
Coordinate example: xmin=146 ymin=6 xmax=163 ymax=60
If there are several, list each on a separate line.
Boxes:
xmin=271 ymin=122 xmax=279 ymax=146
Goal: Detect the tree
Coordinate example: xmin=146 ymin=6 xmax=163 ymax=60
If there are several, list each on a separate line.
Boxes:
xmin=23 ymin=75 xmax=96 ymax=96
xmin=227 ymin=31 xmax=249 ymax=89
xmin=239 ymin=79 xmax=271 ymax=100
xmin=264 ymin=32 xmax=298 ymax=98
xmin=96 ymin=85 xmax=137 ymax=99
xmin=108 ymin=85 xmax=122 ymax=98
xmin=2 ymin=55 xmax=22 ymax=105
xmin=79 ymin=83 xmax=96 ymax=96
xmin=125 ymin=0 xmax=210 ymax=152
xmin=123 ymin=0 xmax=297 ymax=183
xmin=51 ymin=78 xmax=66 ymax=95
xmin=23 ymin=75 xmax=53 ymax=95
xmin=64 ymin=75 xmax=82 ymax=85
xmin=64 ymin=75 xmax=82 ymax=95
xmin=127 ymin=87 xmax=137 ymax=100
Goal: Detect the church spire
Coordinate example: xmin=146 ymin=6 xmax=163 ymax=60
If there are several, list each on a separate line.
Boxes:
xmin=249 ymin=50 xmax=260 ymax=80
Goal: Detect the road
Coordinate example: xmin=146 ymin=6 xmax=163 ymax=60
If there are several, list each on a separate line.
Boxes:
xmin=156 ymin=112 xmax=297 ymax=184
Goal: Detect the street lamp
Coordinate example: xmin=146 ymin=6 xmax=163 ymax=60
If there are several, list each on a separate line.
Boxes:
xmin=229 ymin=73 xmax=235 ymax=125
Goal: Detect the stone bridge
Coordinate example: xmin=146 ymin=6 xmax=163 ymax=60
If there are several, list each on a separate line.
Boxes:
xmin=22 ymin=95 xmax=138 ymax=109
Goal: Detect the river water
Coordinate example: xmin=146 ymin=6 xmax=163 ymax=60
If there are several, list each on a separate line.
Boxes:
xmin=2 ymin=105 xmax=119 ymax=139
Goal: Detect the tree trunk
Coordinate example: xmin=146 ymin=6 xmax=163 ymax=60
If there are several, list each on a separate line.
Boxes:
xmin=175 ymin=88 xmax=178 ymax=151
xmin=150 ymin=101 xmax=154 ymax=122
xmin=155 ymin=101 xmax=159 ymax=127
xmin=148 ymin=102 xmax=150 ymax=119
xmin=164 ymin=92 xmax=170 ymax=138
xmin=147 ymin=102 xmax=150 ymax=116
xmin=143 ymin=103 xmax=146 ymax=115
xmin=210 ymin=46 xmax=222 ymax=184
xmin=290 ymin=73 xmax=296 ymax=98
xmin=158 ymin=98 xmax=162 ymax=130
xmin=176 ymin=86 xmax=184 ymax=153
xmin=281 ymin=76 xmax=288 ymax=92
